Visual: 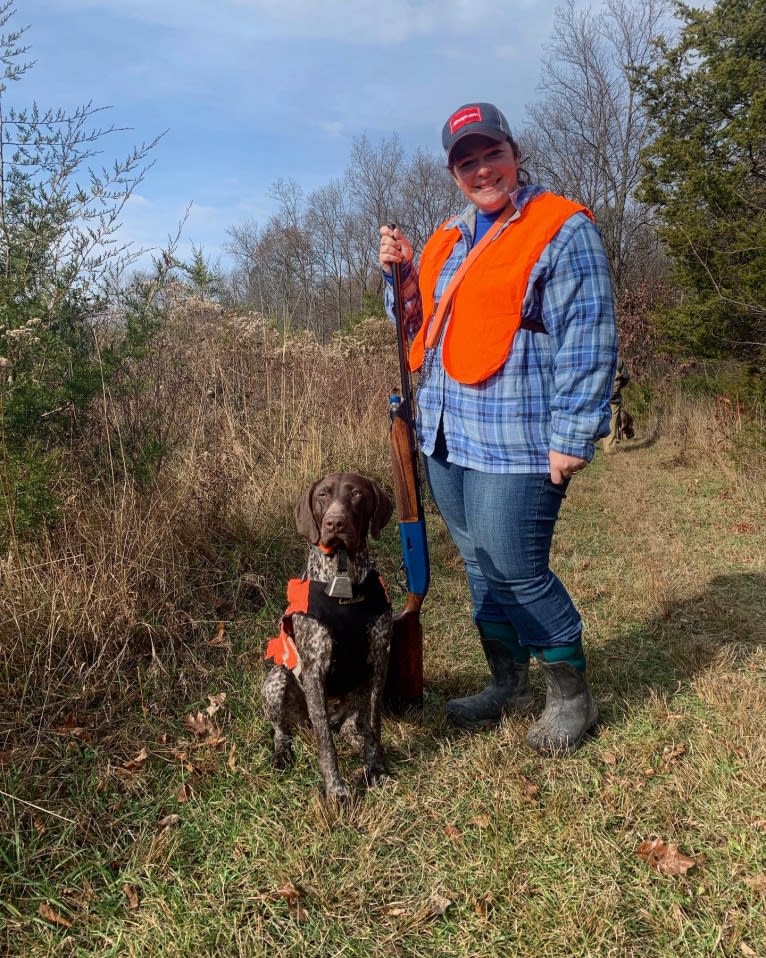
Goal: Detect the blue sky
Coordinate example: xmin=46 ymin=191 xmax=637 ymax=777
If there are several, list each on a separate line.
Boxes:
xmin=16 ymin=0 xmax=562 ymax=270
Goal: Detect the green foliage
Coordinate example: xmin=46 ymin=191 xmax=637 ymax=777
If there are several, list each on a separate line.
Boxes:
xmin=175 ymin=244 xmax=227 ymax=301
xmin=637 ymin=0 xmax=766 ymax=360
xmin=360 ymin=290 xmax=386 ymax=319
xmin=0 ymin=3 xmax=163 ymax=541
xmin=679 ymin=360 xmax=766 ymax=407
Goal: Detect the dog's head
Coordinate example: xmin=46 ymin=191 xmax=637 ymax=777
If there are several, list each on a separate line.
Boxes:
xmin=294 ymin=473 xmax=394 ymax=552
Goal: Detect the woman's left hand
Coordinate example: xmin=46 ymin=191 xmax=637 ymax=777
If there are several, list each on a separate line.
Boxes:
xmin=549 ymin=451 xmax=588 ymax=485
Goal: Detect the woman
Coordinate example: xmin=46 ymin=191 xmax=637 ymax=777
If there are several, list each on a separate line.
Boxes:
xmin=379 ymin=102 xmax=617 ymax=754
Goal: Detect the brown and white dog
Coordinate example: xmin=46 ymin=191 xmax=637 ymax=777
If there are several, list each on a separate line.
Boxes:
xmin=261 ymin=473 xmax=394 ymax=802
xmin=618 ymin=408 xmax=635 ymax=441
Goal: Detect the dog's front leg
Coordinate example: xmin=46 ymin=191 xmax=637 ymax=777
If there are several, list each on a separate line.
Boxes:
xmin=362 ymin=614 xmax=391 ymax=785
xmin=294 ymin=618 xmax=350 ymax=803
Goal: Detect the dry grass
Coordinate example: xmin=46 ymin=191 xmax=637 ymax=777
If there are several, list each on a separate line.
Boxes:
xmin=1 ymin=305 xmax=764 ymax=956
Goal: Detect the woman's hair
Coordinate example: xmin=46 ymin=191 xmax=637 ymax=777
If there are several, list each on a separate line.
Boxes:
xmin=448 ymin=134 xmax=531 ymax=187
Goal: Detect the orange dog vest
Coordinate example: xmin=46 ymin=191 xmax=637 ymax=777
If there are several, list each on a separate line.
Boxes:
xmin=410 ymin=193 xmax=592 ymax=385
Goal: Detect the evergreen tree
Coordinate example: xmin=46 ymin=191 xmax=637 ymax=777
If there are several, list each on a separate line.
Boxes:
xmin=638 ymin=0 xmax=766 ymax=360
xmin=0 ymin=2 xmax=161 ymax=539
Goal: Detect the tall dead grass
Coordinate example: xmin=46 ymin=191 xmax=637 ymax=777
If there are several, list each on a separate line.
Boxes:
xmin=1 ymin=299 xmax=763 ymax=745
xmin=0 ymin=301 xmax=399 ymax=741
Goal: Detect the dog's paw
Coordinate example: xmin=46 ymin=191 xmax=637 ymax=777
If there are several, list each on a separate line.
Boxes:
xmin=272 ymin=746 xmax=295 ymax=770
xmin=362 ymin=762 xmax=386 ymax=788
xmin=320 ymin=782 xmax=353 ymax=805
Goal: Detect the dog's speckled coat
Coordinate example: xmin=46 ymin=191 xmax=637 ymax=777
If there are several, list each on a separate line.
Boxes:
xmin=261 ymin=473 xmax=394 ymax=802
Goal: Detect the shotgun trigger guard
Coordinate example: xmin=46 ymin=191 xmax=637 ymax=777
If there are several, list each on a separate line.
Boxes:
xmin=395 ymin=561 xmax=408 ymax=593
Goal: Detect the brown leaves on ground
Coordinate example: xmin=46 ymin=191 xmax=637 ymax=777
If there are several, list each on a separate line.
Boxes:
xmin=123 ymin=883 xmax=140 ymax=911
xmin=176 ymin=782 xmax=193 ymax=803
xmin=744 ymin=874 xmax=766 ymax=895
xmin=182 ymin=692 xmax=227 ymax=746
xmin=208 ymin=621 xmax=231 ymax=649
xmin=662 ymin=743 xmax=686 ymax=769
xmin=474 ymin=891 xmax=495 ymax=919
xmin=469 ymin=813 xmax=491 ymax=828
xmin=53 ymin=714 xmax=90 ymax=742
xmin=413 ymin=893 xmax=454 ymax=922
xmin=122 ymin=747 xmax=149 ymax=772
xmin=519 ymin=773 xmax=541 ymax=802
xmin=157 ymin=813 xmax=181 ymax=830
xmin=637 ymin=838 xmax=699 ymax=876
xmin=37 ymin=902 xmax=73 ymax=928
xmin=274 ymin=882 xmax=308 ymax=922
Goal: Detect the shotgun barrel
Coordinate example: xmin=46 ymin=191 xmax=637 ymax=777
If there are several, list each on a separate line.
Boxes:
xmin=384 ymin=243 xmax=430 ymax=709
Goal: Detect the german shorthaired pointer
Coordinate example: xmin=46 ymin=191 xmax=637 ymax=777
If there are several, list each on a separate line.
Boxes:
xmin=262 ymin=472 xmax=394 ymax=802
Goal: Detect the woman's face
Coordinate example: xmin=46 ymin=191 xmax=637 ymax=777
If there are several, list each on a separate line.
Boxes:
xmin=450 ymin=135 xmax=520 ymax=213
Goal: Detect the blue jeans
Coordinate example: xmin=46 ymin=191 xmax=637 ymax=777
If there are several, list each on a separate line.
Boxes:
xmin=424 ymin=455 xmax=582 ymax=649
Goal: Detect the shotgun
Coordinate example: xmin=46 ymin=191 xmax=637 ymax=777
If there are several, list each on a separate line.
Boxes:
xmin=384 ymin=242 xmax=430 ymax=710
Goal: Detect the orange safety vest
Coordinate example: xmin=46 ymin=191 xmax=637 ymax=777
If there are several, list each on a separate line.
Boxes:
xmin=410 ymin=192 xmax=592 ymax=385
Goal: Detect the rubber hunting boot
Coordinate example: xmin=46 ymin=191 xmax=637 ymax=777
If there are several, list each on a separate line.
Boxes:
xmin=447 ymin=636 xmax=533 ymax=729
xmin=526 ymin=660 xmax=598 ymax=755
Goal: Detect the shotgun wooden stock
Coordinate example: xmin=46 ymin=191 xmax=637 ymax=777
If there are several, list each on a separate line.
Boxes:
xmin=384 ymin=247 xmax=430 ymax=710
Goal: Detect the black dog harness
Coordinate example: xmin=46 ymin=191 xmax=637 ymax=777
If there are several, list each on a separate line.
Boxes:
xmin=265 ymin=571 xmax=389 ymax=697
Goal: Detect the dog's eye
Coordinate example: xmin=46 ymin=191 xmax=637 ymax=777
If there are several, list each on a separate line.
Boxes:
xmin=350 ymin=489 xmax=363 ymax=500
xmin=316 ymin=489 xmax=330 ymax=499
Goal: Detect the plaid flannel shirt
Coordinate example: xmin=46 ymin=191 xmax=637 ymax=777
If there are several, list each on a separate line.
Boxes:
xmin=384 ymin=184 xmax=618 ymax=473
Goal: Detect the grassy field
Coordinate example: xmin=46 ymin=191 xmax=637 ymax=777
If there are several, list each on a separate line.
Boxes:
xmin=1 ymin=315 xmax=764 ymax=956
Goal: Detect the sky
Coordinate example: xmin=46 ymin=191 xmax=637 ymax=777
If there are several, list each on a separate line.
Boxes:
xmin=14 ymin=0 xmax=565 ymax=272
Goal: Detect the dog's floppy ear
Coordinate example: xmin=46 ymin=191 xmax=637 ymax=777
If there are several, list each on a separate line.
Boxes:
xmin=294 ymin=480 xmax=321 ymax=544
xmin=369 ymin=480 xmax=394 ymax=540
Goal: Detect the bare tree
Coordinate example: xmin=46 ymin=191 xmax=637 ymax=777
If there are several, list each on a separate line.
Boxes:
xmin=523 ymin=0 xmax=670 ymax=292
xmin=344 ymin=133 xmax=406 ymax=302
xmin=398 ymin=147 xmax=463 ymax=258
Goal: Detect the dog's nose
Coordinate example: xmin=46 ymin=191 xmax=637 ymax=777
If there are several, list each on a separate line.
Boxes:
xmin=322 ymin=513 xmax=346 ymax=535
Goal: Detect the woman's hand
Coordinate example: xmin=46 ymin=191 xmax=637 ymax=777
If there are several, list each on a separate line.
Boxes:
xmin=379 ymin=224 xmax=414 ymax=276
xmin=549 ymin=451 xmax=588 ymax=485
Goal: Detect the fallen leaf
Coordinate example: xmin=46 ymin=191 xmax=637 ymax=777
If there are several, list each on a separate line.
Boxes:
xmin=183 ymin=711 xmax=212 ymax=737
xmin=637 ymin=839 xmax=698 ymax=876
xmin=519 ymin=774 xmax=540 ymax=801
xmin=176 ymin=782 xmax=193 ymax=803
xmin=603 ymin=752 xmax=618 ymax=766
xmin=740 ymin=943 xmax=757 ymax=956
xmin=744 ymin=875 xmax=766 ymax=894
xmin=206 ymin=692 xmax=227 ymax=717
xmin=123 ymin=883 xmax=140 ymax=911
xmin=183 ymin=712 xmax=226 ymax=746
xmin=474 ymin=891 xmax=495 ymax=919
xmin=275 ymin=882 xmax=300 ymax=903
xmin=227 ymin=743 xmax=238 ymax=772
xmin=38 ymin=902 xmax=73 ymax=928
xmin=171 ymin=748 xmax=189 ymax=762
xmin=157 ymin=814 xmax=181 ymax=830
xmin=208 ymin=622 xmax=230 ymax=648
xmin=123 ymin=747 xmax=149 ymax=771
xmin=444 ymin=825 xmax=461 ymax=839
xmin=381 ymin=904 xmax=408 ymax=917
xmin=733 ymin=522 xmax=755 ymax=534
xmin=274 ymin=882 xmax=308 ymax=921
xmin=420 ymin=893 xmax=453 ymax=920
xmin=662 ymin=743 xmax=686 ymax=768
xmin=753 ymin=819 xmax=766 ymax=832
xmin=470 ymin=814 xmax=491 ymax=828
